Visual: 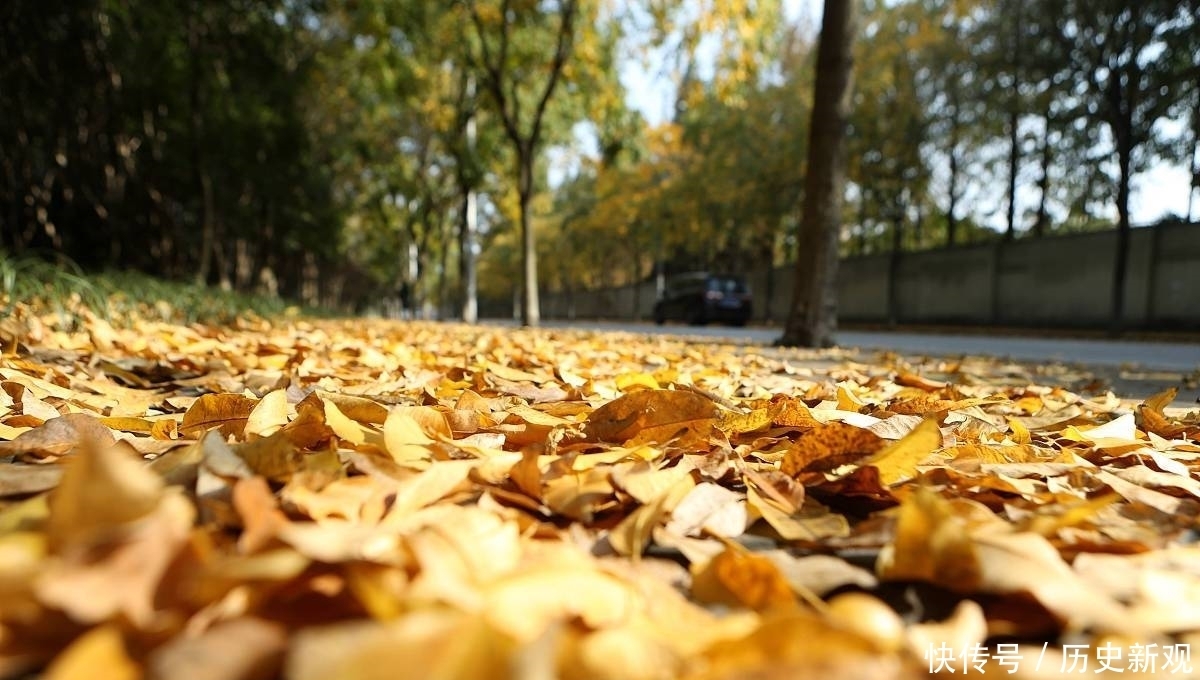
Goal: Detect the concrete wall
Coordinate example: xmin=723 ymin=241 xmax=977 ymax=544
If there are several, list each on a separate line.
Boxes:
xmin=517 ymin=222 xmax=1200 ymax=329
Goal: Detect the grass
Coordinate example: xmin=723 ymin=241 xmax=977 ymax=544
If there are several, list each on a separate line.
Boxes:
xmin=0 ymin=250 xmax=311 ymax=330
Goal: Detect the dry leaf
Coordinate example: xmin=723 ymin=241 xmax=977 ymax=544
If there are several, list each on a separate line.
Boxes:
xmin=180 ymin=393 xmax=256 ymax=440
xmin=692 ymin=543 xmax=797 ymax=611
xmin=585 ymin=389 xmax=718 ymax=443
xmin=43 ymin=625 xmax=140 ymax=680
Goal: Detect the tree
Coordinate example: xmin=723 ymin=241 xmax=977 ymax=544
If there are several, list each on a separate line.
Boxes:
xmin=1048 ymin=0 xmax=1198 ymax=332
xmin=462 ymin=0 xmax=581 ymax=327
xmin=778 ymin=0 xmax=856 ymax=348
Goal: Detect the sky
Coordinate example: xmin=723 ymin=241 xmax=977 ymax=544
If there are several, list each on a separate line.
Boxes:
xmin=615 ymin=0 xmax=1196 ymax=228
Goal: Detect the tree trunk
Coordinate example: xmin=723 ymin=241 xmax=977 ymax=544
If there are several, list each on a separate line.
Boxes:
xmin=887 ymin=211 xmax=902 ymax=327
xmin=460 ymin=185 xmax=479 ymax=323
xmin=1004 ymin=103 xmax=1020 ymax=241
xmin=1189 ymin=90 xmax=1199 ymax=222
xmin=1110 ymin=121 xmax=1133 ymax=336
xmin=1003 ymin=4 xmax=1022 ymax=242
xmin=1034 ymin=128 xmax=1051 ymax=237
xmin=778 ymin=0 xmax=856 ymax=348
xmin=947 ymin=145 xmax=960 ymax=246
xmin=188 ymin=5 xmax=215 ymax=286
xmin=517 ymin=147 xmax=540 ymax=327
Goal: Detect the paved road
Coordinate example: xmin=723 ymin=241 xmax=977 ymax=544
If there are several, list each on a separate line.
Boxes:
xmin=517 ymin=320 xmax=1200 ymax=404
xmin=533 ymin=320 xmax=1200 ymax=371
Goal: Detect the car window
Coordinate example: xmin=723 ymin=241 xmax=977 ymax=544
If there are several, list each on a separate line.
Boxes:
xmin=708 ymin=277 xmax=747 ymax=294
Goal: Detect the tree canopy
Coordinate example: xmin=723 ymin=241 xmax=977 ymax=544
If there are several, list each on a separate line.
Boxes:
xmin=3 ymin=0 xmax=1196 ymax=318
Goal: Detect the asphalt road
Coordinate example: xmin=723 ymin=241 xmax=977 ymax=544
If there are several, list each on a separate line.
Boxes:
xmin=522 ymin=320 xmax=1200 ymax=404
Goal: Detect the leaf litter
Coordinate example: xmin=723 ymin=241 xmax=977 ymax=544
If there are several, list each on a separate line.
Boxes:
xmin=1 ymin=316 xmax=1200 ymax=678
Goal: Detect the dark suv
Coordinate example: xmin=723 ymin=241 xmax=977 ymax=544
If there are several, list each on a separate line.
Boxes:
xmin=652 ymin=272 xmax=752 ymax=326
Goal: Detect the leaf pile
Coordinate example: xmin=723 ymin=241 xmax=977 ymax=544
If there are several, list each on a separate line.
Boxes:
xmin=2 ymin=317 xmax=1200 ymax=678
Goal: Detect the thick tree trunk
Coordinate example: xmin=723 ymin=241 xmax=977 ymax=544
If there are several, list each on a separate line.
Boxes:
xmin=778 ymin=0 xmax=856 ymax=348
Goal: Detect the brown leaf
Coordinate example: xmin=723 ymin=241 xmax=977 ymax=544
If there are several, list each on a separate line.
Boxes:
xmin=280 ymin=393 xmax=332 ymax=450
xmin=286 ymin=612 xmax=515 ymax=680
xmin=146 ymin=617 xmax=286 ymax=680
xmin=0 ymin=413 xmax=116 ymax=459
xmin=233 ymin=476 xmax=289 ymax=554
xmin=692 ymin=543 xmax=797 ymax=611
xmin=233 ymin=431 xmax=305 ymax=482
xmin=1138 ymin=387 xmax=1200 ymax=439
xmin=780 ymin=421 xmax=884 ymax=477
xmin=180 ymin=393 xmax=256 ymax=440
xmin=585 ymin=389 xmax=718 ymax=443
xmin=0 ymin=463 xmax=63 ymax=497
xmin=769 ymin=396 xmax=821 ymax=429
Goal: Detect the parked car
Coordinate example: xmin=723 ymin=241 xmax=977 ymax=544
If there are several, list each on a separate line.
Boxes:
xmin=653 ymin=272 xmax=752 ymax=326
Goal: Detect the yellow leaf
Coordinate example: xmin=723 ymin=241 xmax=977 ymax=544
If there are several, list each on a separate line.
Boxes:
xmin=615 ymin=372 xmax=660 ymax=391
xmin=692 ymin=543 xmax=796 ymax=612
xmin=43 ymin=625 xmax=140 ymax=680
xmin=716 ymin=407 xmax=771 ymax=435
xmin=245 ymin=388 xmax=289 ymax=438
xmin=287 ymin=612 xmax=515 ymax=680
xmin=98 ymin=416 xmax=154 ymax=434
xmin=324 ymin=399 xmax=382 ymax=448
xmin=836 ymin=383 xmax=866 ymax=411
xmin=861 ymin=417 xmax=943 ymax=486
xmin=46 ymin=434 xmax=164 ymax=551
xmin=1007 ymin=417 xmax=1031 ymax=445
xmin=608 ymin=473 xmax=695 ymax=558
xmin=383 ymin=406 xmax=451 ymax=466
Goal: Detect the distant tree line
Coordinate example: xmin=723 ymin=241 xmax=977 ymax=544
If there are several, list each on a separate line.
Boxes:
xmin=2 ymin=0 xmax=1196 ymax=320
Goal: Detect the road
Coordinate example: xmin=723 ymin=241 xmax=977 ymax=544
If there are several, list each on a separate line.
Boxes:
xmin=521 ymin=320 xmax=1200 ymax=404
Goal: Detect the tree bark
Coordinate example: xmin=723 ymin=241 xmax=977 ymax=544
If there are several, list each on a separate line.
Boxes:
xmin=778 ymin=0 xmax=856 ymax=348
xmin=517 ymin=145 xmax=540 ymax=326
xmin=1110 ymin=113 xmax=1133 ymax=336
xmin=1003 ymin=4 xmax=1022 ymax=242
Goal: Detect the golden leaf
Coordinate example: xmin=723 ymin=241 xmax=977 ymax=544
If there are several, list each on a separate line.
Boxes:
xmin=692 ymin=543 xmax=796 ymax=611
xmin=383 ymin=405 xmax=451 ymax=466
xmin=860 ymin=417 xmax=943 ymax=486
xmin=584 ymin=389 xmax=718 ymax=443
xmin=245 ymin=388 xmax=289 ymax=438
xmin=43 ymin=625 xmax=140 ymax=680
xmin=780 ymin=421 xmax=884 ymax=477
xmin=180 ymin=393 xmax=256 ymax=440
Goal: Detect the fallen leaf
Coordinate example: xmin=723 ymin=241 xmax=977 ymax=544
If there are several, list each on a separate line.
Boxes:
xmin=860 ymin=417 xmax=942 ymax=486
xmin=245 ymin=389 xmax=289 ymax=438
xmin=180 ymin=393 xmax=256 ymax=440
xmin=692 ymin=542 xmax=797 ymax=611
xmin=42 ymin=625 xmax=140 ymax=680
xmin=585 ymin=389 xmax=718 ymax=443
xmin=146 ymin=617 xmax=286 ymax=680
xmin=0 ymin=413 xmax=116 ymax=459
xmin=780 ymin=421 xmax=884 ymax=477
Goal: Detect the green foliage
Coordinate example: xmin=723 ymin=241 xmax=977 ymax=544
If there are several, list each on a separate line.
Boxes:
xmin=3 ymin=0 xmax=1197 ymax=317
xmin=0 ymin=251 xmax=307 ymax=329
